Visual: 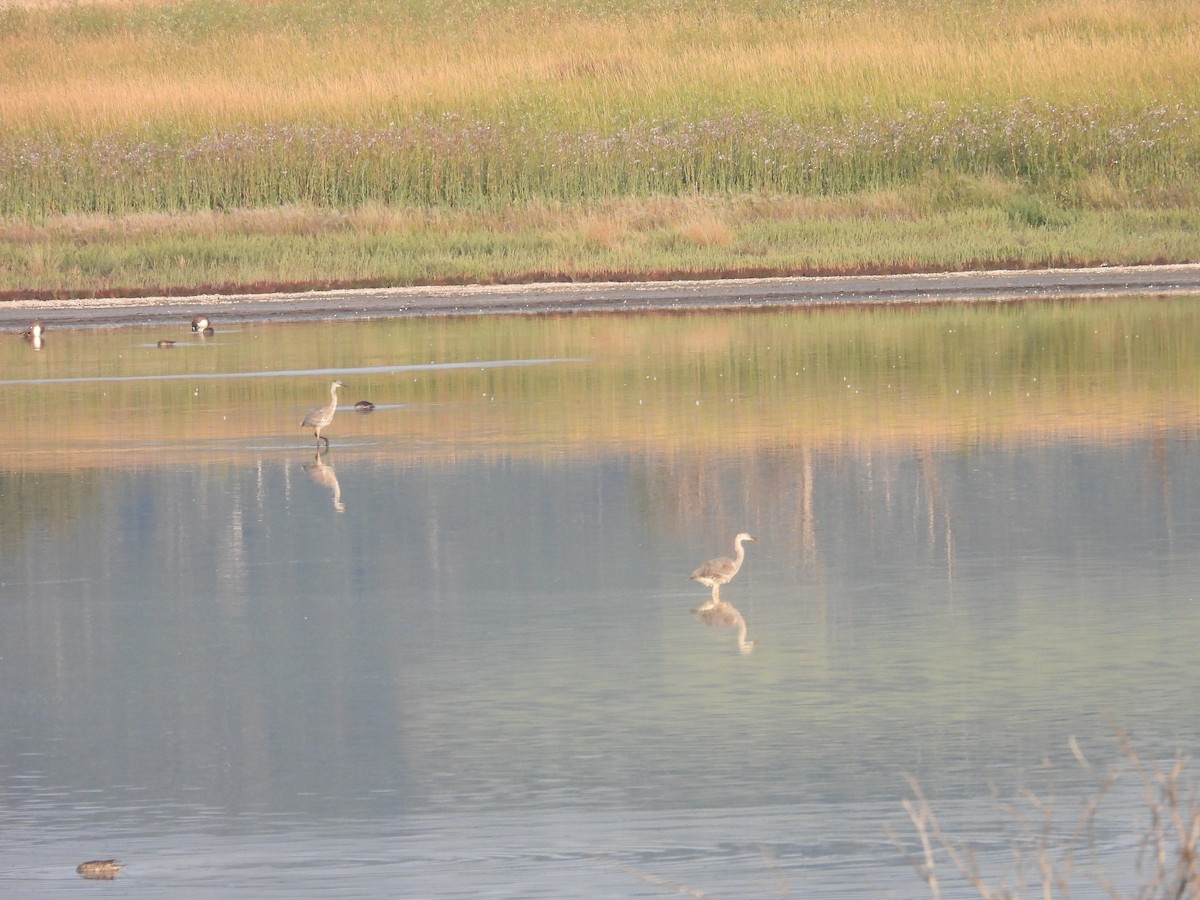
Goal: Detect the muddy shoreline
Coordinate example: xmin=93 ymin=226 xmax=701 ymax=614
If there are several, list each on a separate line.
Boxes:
xmin=2 ymin=264 xmax=1199 ymax=328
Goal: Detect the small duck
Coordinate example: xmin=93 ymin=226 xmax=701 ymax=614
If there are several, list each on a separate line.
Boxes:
xmin=76 ymin=860 xmax=122 ymax=880
xmin=354 ymin=400 xmax=376 ymax=412
xmin=22 ymin=321 xmax=45 ymax=349
xmin=191 ymin=315 xmax=214 ymax=336
xmin=157 ymin=339 xmax=176 ymax=348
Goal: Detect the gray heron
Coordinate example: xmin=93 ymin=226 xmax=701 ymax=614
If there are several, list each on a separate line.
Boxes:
xmin=303 ymin=380 xmax=346 ymax=451
xmin=691 ymin=532 xmax=756 ymax=601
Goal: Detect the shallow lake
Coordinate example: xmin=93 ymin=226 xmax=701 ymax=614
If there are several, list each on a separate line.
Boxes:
xmin=2 ymin=298 xmax=1199 ymax=897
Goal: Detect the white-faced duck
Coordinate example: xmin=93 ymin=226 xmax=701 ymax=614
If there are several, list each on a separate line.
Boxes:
xmin=22 ymin=321 xmax=45 ymax=350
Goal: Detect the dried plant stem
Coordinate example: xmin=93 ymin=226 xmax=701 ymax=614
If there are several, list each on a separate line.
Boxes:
xmin=897 ymin=737 xmax=1199 ymax=899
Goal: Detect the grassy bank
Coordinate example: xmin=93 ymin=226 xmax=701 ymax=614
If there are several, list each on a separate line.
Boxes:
xmin=4 ymin=192 xmax=1200 ymax=297
xmin=2 ymin=0 xmax=1199 ymax=295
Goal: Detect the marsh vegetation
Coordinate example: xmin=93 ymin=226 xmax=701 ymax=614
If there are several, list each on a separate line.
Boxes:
xmin=2 ymin=0 xmax=1199 ymax=294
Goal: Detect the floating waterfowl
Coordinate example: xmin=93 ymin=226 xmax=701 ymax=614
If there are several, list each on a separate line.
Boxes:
xmin=157 ymin=340 xmax=176 ymax=348
xmin=76 ymin=860 xmax=122 ymax=880
xmin=191 ymin=315 xmax=214 ymax=335
xmin=691 ymin=532 xmax=756 ymax=602
xmin=354 ymin=400 xmax=375 ymax=412
xmin=22 ymin=321 xmax=45 ymax=350
xmin=302 ymin=380 xmax=345 ymax=451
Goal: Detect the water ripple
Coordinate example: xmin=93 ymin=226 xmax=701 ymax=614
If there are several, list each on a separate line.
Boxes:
xmin=0 ymin=357 xmax=586 ymax=387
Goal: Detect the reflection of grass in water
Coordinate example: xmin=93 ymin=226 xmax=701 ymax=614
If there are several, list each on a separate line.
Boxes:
xmin=0 ymin=298 xmax=1198 ymax=465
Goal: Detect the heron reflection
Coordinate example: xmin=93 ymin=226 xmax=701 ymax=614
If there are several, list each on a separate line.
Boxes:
xmin=692 ymin=598 xmax=755 ymax=654
xmin=304 ymin=451 xmax=346 ymax=512
xmin=303 ymin=380 xmax=345 ymax=452
xmin=22 ymin=321 xmax=45 ymax=350
xmin=691 ymin=532 xmax=755 ymax=602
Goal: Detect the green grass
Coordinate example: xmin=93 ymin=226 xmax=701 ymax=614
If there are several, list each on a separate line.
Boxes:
xmin=5 ymin=102 xmax=1199 ymax=216
xmin=3 ymin=191 xmax=1198 ymax=296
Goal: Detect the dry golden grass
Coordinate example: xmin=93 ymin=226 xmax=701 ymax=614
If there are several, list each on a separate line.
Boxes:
xmin=678 ymin=216 xmax=733 ymax=249
xmin=2 ymin=0 xmax=1196 ymax=135
xmin=0 ymin=195 xmax=846 ymax=243
xmin=580 ymin=216 xmax=626 ymax=251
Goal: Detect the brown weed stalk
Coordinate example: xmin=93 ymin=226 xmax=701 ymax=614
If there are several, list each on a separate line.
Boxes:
xmin=893 ymin=737 xmax=1200 ymax=899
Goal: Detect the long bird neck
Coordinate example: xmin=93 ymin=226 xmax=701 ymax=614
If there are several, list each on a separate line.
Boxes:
xmin=732 ymin=538 xmax=747 ymax=567
xmin=330 ymin=384 xmax=340 ymax=401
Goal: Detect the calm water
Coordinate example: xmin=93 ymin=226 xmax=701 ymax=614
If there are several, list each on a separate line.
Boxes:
xmin=2 ymin=300 xmax=1200 ymax=897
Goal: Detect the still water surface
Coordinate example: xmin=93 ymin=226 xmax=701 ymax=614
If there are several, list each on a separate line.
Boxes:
xmin=2 ymin=300 xmax=1200 ymax=896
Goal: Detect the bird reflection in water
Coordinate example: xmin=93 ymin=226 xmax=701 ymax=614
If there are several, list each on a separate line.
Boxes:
xmin=692 ymin=598 xmax=756 ymax=654
xmin=22 ymin=321 xmax=45 ymax=350
xmin=304 ymin=451 xmax=346 ymax=512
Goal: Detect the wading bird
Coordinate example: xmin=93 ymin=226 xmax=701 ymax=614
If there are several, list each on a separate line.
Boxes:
xmin=191 ymin=315 xmax=214 ymax=335
xmin=691 ymin=532 xmax=756 ymax=602
xmin=303 ymin=380 xmax=345 ymax=451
